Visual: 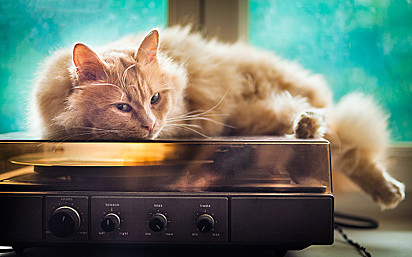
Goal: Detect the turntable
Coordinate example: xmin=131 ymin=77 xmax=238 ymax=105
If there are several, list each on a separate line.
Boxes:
xmin=0 ymin=136 xmax=333 ymax=255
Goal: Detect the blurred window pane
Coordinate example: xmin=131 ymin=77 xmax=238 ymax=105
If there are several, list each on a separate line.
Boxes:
xmin=0 ymin=0 xmax=167 ymax=133
xmin=249 ymin=0 xmax=412 ymax=142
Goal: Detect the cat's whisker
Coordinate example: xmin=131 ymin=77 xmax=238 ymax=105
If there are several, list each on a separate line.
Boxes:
xmin=166 ymin=110 xmax=203 ymax=120
xmin=116 ymin=73 xmax=123 ymax=87
xmin=45 ymin=130 xmax=100 ymax=151
xmin=84 ymin=131 xmax=113 ymax=141
xmin=120 ymin=91 xmax=126 ymax=101
xmin=167 ymin=124 xmax=210 ymax=138
xmin=69 ymin=125 xmax=140 ymax=134
xmin=200 ymin=87 xmax=231 ymax=116
xmin=40 ymin=127 xmax=110 ymax=145
xmin=74 ymin=83 xmax=122 ymax=92
xmin=179 ymin=109 xmax=203 ymax=116
xmin=122 ymin=64 xmax=136 ymax=88
xmin=166 ymin=116 xmax=236 ymax=129
xmin=34 ymin=125 xmax=76 ymax=140
xmin=57 ymin=129 xmax=99 ymax=139
xmin=116 ymin=73 xmax=126 ymax=94
xmin=167 ymin=111 xmax=205 ymax=119
xmin=34 ymin=127 xmax=74 ymax=149
xmin=116 ymin=73 xmax=130 ymax=97
xmin=166 ymin=113 xmax=230 ymax=122
xmin=190 ymin=117 xmax=237 ymax=129
xmin=166 ymin=109 xmax=231 ymax=121
xmin=167 ymin=87 xmax=232 ymax=123
xmin=90 ymin=83 xmax=120 ymax=88
xmin=156 ymin=81 xmax=175 ymax=91
xmin=165 ymin=123 xmax=202 ymax=129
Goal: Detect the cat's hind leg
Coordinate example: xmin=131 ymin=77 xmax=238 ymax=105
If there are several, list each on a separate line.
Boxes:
xmin=331 ymin=146 xmax=405 ymax=209
xmin=326 ymin=93 xmax=405 ymax=209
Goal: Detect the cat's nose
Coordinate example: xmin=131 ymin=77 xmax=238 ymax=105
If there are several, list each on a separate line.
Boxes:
xmin=143 ymin=123 xmax=154 ymax=133
xmin=141 ymin=115 xmax=156 ymax=134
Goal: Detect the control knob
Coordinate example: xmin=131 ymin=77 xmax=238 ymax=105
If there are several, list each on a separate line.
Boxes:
xmin=197 ymin=214 xmax=215 ymax=233
xmin=101 ymin=213 xmax=121 ymax=232
xmin=48 ymin=206 xmax=81 ymax=238
xmin=149 ymin=213 xmax=168 ymax=232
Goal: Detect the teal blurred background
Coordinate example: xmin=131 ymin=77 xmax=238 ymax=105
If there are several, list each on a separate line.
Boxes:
xmin=249 ymin=0 xmax=412 ymax=142
xmin=0 ymin=0 xmax=411 ymax=142
xmin=0 ymin=0 xmax=167 ymax=134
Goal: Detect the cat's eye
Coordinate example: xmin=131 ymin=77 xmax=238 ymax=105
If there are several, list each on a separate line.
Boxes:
xmin=150 ymin=93 xmax=160 ymax=105
xmin=115 ymin=103 xmax=132 ymax=112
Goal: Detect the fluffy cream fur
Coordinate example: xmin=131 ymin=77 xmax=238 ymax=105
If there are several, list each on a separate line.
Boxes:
xmin=33 ymin=26 xmax=404 ymax=209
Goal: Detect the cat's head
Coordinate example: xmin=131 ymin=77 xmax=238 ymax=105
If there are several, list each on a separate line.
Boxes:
xmin=58 ymin=30 xmax=185 ymax=140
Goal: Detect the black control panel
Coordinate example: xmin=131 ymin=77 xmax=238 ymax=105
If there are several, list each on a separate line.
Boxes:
xmin=44 ymin=196 xmax=228 ymax=242
xmin=0 ymin=194 xmax=333 ymax=247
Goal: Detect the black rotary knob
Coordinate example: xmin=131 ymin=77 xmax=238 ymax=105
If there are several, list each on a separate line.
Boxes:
xmin=149 ymin=213 xmax=168 ymax=232
xmin=197 ymin=214 xmax=215 ymax=233
xmin=48 ymin=206 xmax=81 ymax=238
xmin=101 ymin=213 xmax=121 ymax=232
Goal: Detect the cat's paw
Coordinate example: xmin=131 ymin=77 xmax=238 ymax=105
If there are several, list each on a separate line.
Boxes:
xmin=373 ymin=176 xmax=405 ymax=210
xmin=293 ymin=111 xmax=325 ymax=138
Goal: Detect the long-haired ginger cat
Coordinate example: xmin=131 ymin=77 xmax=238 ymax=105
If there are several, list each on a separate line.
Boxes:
xmin=33 ymin=26 xmax=405 ymax=209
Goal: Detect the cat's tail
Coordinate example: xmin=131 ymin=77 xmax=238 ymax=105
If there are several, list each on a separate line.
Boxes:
xmin=328 ymin=93 xmax=390 ymax=158
xmin=326 ymin=93 xmax=405 ymax=209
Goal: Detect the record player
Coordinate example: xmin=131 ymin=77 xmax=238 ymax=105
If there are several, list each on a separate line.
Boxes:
xmin=0 ymin=136 xmax=333 ymax=255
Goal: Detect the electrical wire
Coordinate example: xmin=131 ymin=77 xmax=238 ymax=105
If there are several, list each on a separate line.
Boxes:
xmin=335 ymin=211 xmax=379 ymax=229
xmin=334 ymin=211 xmax=379 ymax=257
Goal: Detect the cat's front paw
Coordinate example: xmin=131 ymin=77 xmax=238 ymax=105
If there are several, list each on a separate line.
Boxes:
xmin=293 ymin=111 xmax=325 ymax=138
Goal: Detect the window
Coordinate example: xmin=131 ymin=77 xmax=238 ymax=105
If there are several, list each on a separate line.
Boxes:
xmin=248 ymin=0 xmax=412 ymax=142
xmin=1 ymin=0 xmax=410 ymax=143
xmin=0 ymin=0 xmax=167 ymax=133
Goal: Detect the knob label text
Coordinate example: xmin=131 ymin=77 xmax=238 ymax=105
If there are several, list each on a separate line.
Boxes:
xmin=105 ymin=203 xmax=120 ymax=207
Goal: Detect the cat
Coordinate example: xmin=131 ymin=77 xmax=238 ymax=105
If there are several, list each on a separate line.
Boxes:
xmin=33 ymin=26 xmax=405 ymax=209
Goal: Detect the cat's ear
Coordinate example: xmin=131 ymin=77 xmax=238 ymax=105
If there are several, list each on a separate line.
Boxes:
xmin=135 ymin=30 xmax=159 ymax=65
xmin=73 ymin=43 xmax=106 ymax=81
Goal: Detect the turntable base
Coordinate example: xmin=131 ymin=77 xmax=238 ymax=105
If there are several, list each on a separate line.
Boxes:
xmin=0 ymin=137 xmax=334 ymax=254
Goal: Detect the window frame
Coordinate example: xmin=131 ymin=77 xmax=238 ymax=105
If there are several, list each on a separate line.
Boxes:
xmin=169 ymin=0 xmax=248 ymax=42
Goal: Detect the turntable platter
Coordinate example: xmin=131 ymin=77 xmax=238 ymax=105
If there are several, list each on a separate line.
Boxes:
xmin=9 ymin=142 xmax=192 ymax=167
xmin=10 ymin=152 xmax=155 ymax=167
